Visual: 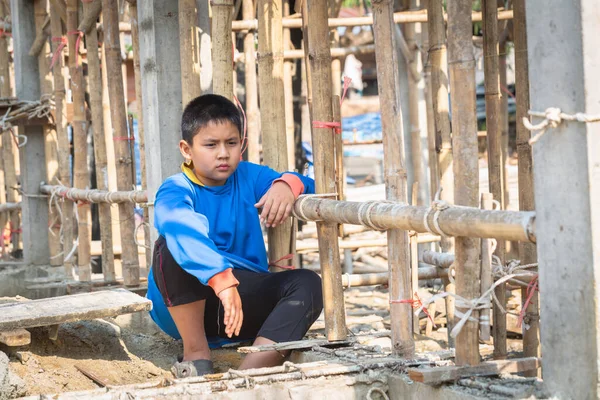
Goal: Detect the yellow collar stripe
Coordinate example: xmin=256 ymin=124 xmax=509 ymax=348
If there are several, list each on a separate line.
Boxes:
xmin=181 ymin=162 xmax=205 ymax=186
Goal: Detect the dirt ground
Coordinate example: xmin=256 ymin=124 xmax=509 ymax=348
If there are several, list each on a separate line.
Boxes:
xmin=4 ymin=283 xmax=525 ymax=397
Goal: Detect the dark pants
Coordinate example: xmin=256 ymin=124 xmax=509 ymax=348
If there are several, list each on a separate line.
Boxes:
xmin=153 ymin=236 xmax=323 ymax=343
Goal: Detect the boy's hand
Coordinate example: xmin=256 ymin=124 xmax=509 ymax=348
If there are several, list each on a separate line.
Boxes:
xmin=218 ymin=286 xmax=243 ymax=338
xmin=255 ymin=181 xmax=295 ymax=228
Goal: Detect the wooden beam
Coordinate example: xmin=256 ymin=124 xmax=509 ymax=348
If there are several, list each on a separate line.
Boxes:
xmin=305 ymin=0 xmax=346 ymax=342
xmin=0 ymin=289 xmax=151 ymax=331
xmin=408 ymin=357 xmax=540 ymax=384
xmin=447 ymin=0 xmax=481 ymax=366
xmin=371 ymin=0 xmax=413 ymax=357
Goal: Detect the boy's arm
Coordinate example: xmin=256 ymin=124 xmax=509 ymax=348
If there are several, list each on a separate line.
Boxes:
xmin=154 ymin=177 xmax=239 ymax=295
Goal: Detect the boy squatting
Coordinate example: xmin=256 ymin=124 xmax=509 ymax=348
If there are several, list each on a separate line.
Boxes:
xmin=146 ymin=94 xmax=324 ymax=378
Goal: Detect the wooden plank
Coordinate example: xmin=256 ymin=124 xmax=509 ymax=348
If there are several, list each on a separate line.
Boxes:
xmin=0 ymin=289 xmax=151 ymax=331
xmin=407 ymin=357 xmax=540 ymax=384
xmin=0 ymin=328 xmax=31 ymax=346
xmin=238 ymin=338 xmax=353 ymax=354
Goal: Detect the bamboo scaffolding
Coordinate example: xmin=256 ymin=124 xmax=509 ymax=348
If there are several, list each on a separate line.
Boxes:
xmin=427 ymin=0 xmax=455 ymax=346
xmin=39 ymin=185 xmax=148 ymax=204
xmin=50 ymin=3 xmax=74 ymax=277
xmin=447 ymin=0 xmax=481 ymax=365
xmin=243 ymin=0 xmax=260 ymax=164
xmin=212 ymin=0 xmax=234 ymax=100
xmin=0 ymin=203 xmax=21 ymax=213
xmin=372 ymin=0 xmax=413 ymax=357
xmin=78 ymin=1 xmax=102 ymax=34
xmin=67 ymin=0 xmax=92 ymax=282
xmin=28 ymin=15 xmax=50 ymax=57
xmin=257 ymin=0 xmax=295 ymax=272
xmin=274 ymin=44 xmax=375 ymax=61
xmin=410 ymin=188 xmax=419 ymax=334
xmin=341 ymin=267 xmax=445 ymax=288
xmin=102 ymin=0 xmax=140 ymax=286
xmin=179 ymin=0 xmax=201 ymax=106
xmin=0 ymin=3 xmax=8 ymax=256
xmin=514 ymin=0 xmax=540 ymax=374
xmin=127 ymin=0 xmax=150 ymax=269
xmin=480 ymin=193 xmax=493 ymax=341
xmin=49 ymin=0 xmax=67 ymax=24
xmin=305 ymin=0 xmax=346 ymax=341
xmin=332 ymin=95 xmax=344 ymax=236
xmin=35 ymin=0 xmax=61 ymax=267
xmin=482 ymin=0 xmax=507 ymax=360
xmin=283 ymin=0 xmax=295 ymax=171
xmin=231 ymin=9 xmax=514 ymax=31
xmin=85 ymin=5 xmax=115 ymax=283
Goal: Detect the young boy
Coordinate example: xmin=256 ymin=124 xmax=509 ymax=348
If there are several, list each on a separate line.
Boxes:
xmin=146 ymin=94 xmax=323 ymax=378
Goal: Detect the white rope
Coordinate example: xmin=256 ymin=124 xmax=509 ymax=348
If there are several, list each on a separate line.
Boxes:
xmin=294 ymin=193 xmax=338 ymax=222
xmin=0 ymin=95 xmax=55 ymax=148
xmin=366 ymin=387 xmax=390 ymax=400
xmin=134 ymin=221 xmax=151 ymax=249
xmin=523 ymin=107 xmax=600 ymax=145
xmin=423 ymin=186 xmax=450 ymax=237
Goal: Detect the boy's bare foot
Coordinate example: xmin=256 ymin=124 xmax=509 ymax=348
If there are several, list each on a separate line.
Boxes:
xmin=239 ymin=336 xmax=289 ymax=370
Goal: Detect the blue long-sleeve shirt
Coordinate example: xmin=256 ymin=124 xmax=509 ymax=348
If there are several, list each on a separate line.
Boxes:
xmin=147 ymin=161 xmax=315 ymax=340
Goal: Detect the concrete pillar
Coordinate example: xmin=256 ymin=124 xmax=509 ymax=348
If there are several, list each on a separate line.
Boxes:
xmin=137 ymin=1 xmax=183 ymax=241
xmin=526 ymin=1 xmax=600 ymax=398
xmin=10 ymin=0 xmax=49 ymax=265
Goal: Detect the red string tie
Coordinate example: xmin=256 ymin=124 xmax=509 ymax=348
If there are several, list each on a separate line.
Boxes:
xmin=113 ymin=136 xmax=135 ymax=141
xmin=6 ymin=222 xmax=22 ymax=235
xmin=340 ymin=76 xmax=352 ymax=105
xmin=50 ymin=37 xmax=68 ymax=70
xmin=390 ymin=292 xmax=435 ymax=327
xmin=0 ymin=29 xmax=11 ymax=38
xmin=517 ymin=275 xmax=539 ymax=328
xmin=233 ymin=95 xmax=248 ymax=160
xmin=268 ymin=254 xmax=295 ymax=270
xmin=311 ymin=77 xmax=353 ymax=135
xmin=67 ymin=30 xmax=84 ymax=66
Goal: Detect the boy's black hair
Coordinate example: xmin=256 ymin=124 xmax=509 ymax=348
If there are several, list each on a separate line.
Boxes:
xmin=181 ymin=94 xmax=243 ymax=144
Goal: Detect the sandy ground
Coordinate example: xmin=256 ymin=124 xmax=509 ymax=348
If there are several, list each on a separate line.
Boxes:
xmin=5 ymin=283 xmax=525 ymax=397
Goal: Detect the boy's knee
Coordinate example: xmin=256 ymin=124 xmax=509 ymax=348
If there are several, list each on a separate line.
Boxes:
xmin=290 ymin=269 xmax=323 ymax=311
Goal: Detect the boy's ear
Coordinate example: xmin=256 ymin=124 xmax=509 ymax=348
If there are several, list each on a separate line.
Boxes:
xmin=179 ymin=139 xmax=192 ymax=162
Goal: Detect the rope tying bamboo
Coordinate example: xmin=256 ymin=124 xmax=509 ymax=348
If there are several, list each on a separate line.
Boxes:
xmin=422 ymin=187 xmax=450 ymax=236
xmin=523 ymin=107 xmax=600 ymax=145
xmin=294 ymin=193 xmax=339 ymax=222
xmin=367 ymin=387 xmax=390 ymax=400
xmin=0 ymin=95 xmax=54 ymax=147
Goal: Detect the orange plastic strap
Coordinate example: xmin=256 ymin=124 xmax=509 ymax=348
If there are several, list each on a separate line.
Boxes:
xmin=268 ymin=254 xmax=295 ymax=270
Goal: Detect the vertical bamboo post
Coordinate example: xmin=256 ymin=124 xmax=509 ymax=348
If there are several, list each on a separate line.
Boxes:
xmin=283 ymin=0 xmax=295 ymax=170
xmin=427 ymin=0 xmax=455 ymax=348
xmin=498 ymin=4 xmax=510 ymax=215
xmin=85 ymin=6 xmax=116 ymax=283
xmin=198 ymin=0 xmax=213 ymax=94
xmin=243 ymin=0 xmax=260 ymax=164
xmin=300 ymin=0 xmax=313 ymax=147
xmin=482 ymin=0 xmax=507 ymax=360
xmin=305 ymin=0 xmax=346 ymax=341
xmin=212 ymin=0 xmax=234 ymax=100
xmin=179 ymin=0 xmax=201 ymax=106
xmin=257 ymin=0 xmax=295 ymax=271
xmin=479 ymin=192 xmax=493 ymax=342
xmin=127 ymin=0 xmax=151 ymax=270
xmin=0 ymin=1 xmax=9 ymax=257
xmin=67 ymin=0 xmax=92 ymax=282
xmin=102 ymin=0 xmax=140 ymax=286
xmin=232 ymin=32 xmax=238 ymax=98
xmin=332 ymin=95 xmax=344 ymax=211
xmin=372 ymin=0 xmax=413 ymax=357
xmin=50 ymin=3 xmax=74 ymax=277
xmin=447 ymin=0 xmax=481 ymax=365
xmin=410 ymin=184 xmax=419 ymax=334
xmin=34 ymin=0 xmax=61 ymax=266
xmin=514 ymin=0 xmax=540 ymax=374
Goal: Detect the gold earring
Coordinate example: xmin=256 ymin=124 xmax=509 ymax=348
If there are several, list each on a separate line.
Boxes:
xmin=185 ymin=158 xmax=192 ymax=166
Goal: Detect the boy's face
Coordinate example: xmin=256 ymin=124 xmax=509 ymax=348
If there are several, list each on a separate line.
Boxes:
xmin=179 ymin=121 xmax=241 ymax=186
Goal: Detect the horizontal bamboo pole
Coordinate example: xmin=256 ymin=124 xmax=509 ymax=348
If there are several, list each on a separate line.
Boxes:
xmin=422 ymin=249 xmax=455 ymax=268
xmin=231 ymin=9 xmax=513 ymax=31
xmin=342 ymin=266 xmax=445 ymax=288
xmin=297 ymin=234 xmax=440 ymax=252
xmin=240 ymin=44 xmax=377 ymax=62
xmin=0 ymin=202 xmax=21 ymax=213
xmin=40 ymin=185 xmax=148 ymax=204
xmin=293 ymin=197 xmax=536 ymax=242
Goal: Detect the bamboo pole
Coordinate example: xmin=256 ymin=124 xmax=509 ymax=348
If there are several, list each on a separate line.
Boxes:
xmin=305 ymin=0 xmax=346 ymax=341
xmin=257 ymin=0 xmax=295 ymax=272
xmin=0 ymin=140 xmax=5 ymax=257
xmin=77 ymin=0 xmax=102 ymax=34
xmin=49 ymin=0 xmax=67 ymax=25
xmin=85 ymin=6 xmax=115 ymax=283
xmin=50 ymin=3 xmax=74 ymax=277
xmin=212 ymin=0 xmax=234 ymax=100
xmin=67 ymin=0 xmax=92 ymax=282
xmin=297 ymin=235 xmax=439 ymax=252
xmin=102 ymin=0 xmax=140 ymax=286
xmin=447 ymin=0 xmax=481 ymax=366
xmin=513 ymin=0 xmax=539 ymax=374
xmin=127 ymin=0 xmax=151 ymax=270
xmin=283 ymin=0 xmax=295 ymax=170
xmin=371 ymin=0 xmax=413 ymax=357
xmin=332 ymin=95 xmax=344 ymax=223
xmin=179 ymin=0 xmax=201 ymax=106
xmin=40 ymin=185 xmax=148 ymax=203
xmin=410 ymin=186 xmax=419 ymax=334
xmin=230 ymin=9 xmax=515 ymax=31
xmin=28 ymin=15 xmax=50 ymax=57
xmin=341 ymin=267 xmax=446 ymax=288
xmin=34 ymin=0 xmax=62 ymax=267
xmin=482 ymin=0 xmax=507 ymax=360
xmin=242 ymin=0 xmax=260 ymax=164
xmin=427 ymin=0 xmax=455 ymax=348
xmin=480 ymin=193 xmax=493 ymax=342
xmin=300 ymin=0 xmax=313 ymax=148
xmin=0 ymin=203 xmax=21 ymax=213
xmin=275 ymin=44 xmax=375 ymax=61
xmin=0 ymin=2 xmax=8 ymax=256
